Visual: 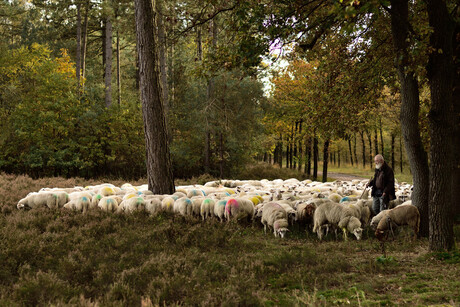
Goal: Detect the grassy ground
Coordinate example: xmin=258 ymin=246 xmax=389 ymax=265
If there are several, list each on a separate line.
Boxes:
xmin=0 ymin=173 xmax=456 ymax=306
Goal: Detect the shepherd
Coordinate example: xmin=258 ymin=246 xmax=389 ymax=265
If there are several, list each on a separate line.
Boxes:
xmin=366 ymin=154 xmax=396 ymax=215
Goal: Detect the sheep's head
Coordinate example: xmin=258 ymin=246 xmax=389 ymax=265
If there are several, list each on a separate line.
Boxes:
xmin=276 ymin=227 xmax=289 ymax=238
xmin=353 ymin=227 xmax=363 ymax=240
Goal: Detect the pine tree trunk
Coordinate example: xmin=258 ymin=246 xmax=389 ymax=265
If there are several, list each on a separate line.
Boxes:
xmin=380 ymin=119 xmax=384 ymax=155
xmin=104 ymin=14 xmax=113 ymax=108
xmin=338 ymin=147 xmax=341 ymax=168
xmin=353 ymin=133 xmax=358 ymax=167
xmin=313 ymin=135 xmax=318 ymax=181
xmin=348 ymin=138 xmax=354 ymax=166
xmin=322 ymin=140 xmax=329 ymax=182
xmin=400 ymin=135 xmax=403 ymax=173
xmin=135 ymin=0 xmax=175 ymax=194
xmin=452 ymin=23 xmax=460 ymax=219
xmin=374 ymin=129 xmax=379 ymax=155
xmin=279 ymin=134 xmax=283 ymax=168
xmin=390 ymin=0 xmax=430 ymax=237
xmin=298 ymin=120 xmax=303 ymax=171
xmin=391 ymin=133 xmax=395 ymax=171
xmin=305 ymin=136 xmax=311 ymax=175
xmin=426 ymin=0 xmax=454 ymax=251
xmin=81 ymin=0 xmax=89 ymax=82
xmin=157 ymin=1 xmax=168 ymax=123
xmin=293 ymin=122 xmax=298 ymax=169
xmin=76 ymin=2 xmax=81 ymax=86
xmin=360 ymin=131 xmax=366 ymax=168
xmin=219 ymin=133 xmax=224 ymax=178
xmin=116 ymin=31 xmax=121 ymax=105
xmin=367 ymin=130 xmax=373 ymax=170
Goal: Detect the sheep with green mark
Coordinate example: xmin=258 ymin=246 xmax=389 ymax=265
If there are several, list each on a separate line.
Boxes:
xmin=200 ymin=198 xmax=215 ymax=220
xmin=17 ymin=192 xmax=60 ymax=210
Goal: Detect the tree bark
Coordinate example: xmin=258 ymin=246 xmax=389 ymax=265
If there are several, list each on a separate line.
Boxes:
xmin=380 ymin=118 xmax=384 ymax=155
xmin=298 ymin=120 xmax=303 ymax=171
xmin=322 ymin=139 xmax=329 ymax=182
xmin=391 ymin=132 xmax=395 ymax=171
xmin=390 ymin=0 xmax=430 ymax=237
xmin=348 ymin=137 xmax=354 ymax=166
xmin=452 ymin=22 xmax=460 ymax=219
xmin=116 ymin=30 xmax=121 ymax=105
xmin=426 ymin=0 xmax=454 ymax=251
xmin=367 ymin=130 xmax=372 ymax=169
xmin=353 ymin=133 xmax=358 ymax=167
xmin=135 ymin=0 xmax=175 ymax=194
xmin=374 ymin=129 xmax=379 ymax=155
xmin=219 ymin=132 xmax=224 ymax=178
xmin=313 ymin=134 xmax=318 ymax=181
xmin=104 ymin=13 xmax=113 ymax=108
xmin=360 ymin=131 xmax=366 ymax=168
xmin=293 ymin=122 xmax=298 ymax=169
xmin=76 ymin=2 xmax=81 ymax=86
xmin=305 ymin=136 xmax=311 ymax=175
xmin=81 ymin=0 xmax=89 ymax=82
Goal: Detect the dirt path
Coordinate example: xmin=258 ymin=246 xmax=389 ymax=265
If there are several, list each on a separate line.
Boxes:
xmin=317 ymin=172 xmax=369 ymax=181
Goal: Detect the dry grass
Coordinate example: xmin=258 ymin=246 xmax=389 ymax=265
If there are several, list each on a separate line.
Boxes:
xmin=0 ymin=173 xmax=458 ymax=306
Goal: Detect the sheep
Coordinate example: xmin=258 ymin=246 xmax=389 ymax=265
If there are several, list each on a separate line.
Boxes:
xmin=98 ymin=186 xmax=116 ymax=197
xmin=345 ymin=200 xmax=371 ymax=227
xmin=174 ymin=197 xmax=193 ymax=216
xmin=224 ymin=198 xmax=254 ymax=222
xmin=370 ymin=209 xmax=390 ymax=230
xmin=261 ymin=202 xmax=289 ymax=238
xmin=200 ymin=198 xmax=215 ymax=221
xmin=190 ymin=197 xmax=204 ymax=217
xmin=214 ymin=199 xmax=228 ymax=222
xmin=117 ymin=197 xmax=145 ymax=213
xmin=161 ymin=196 xmax=175 ymax=212
xmin=277 ymin=202 xmax=297 ymax=225
xmin=17 ymin=192 xmax=59 ymax=210
xmin=328 ymin=193 xmax=342 ymax=203
xmin=98 ymin=197 xmax=119 ymax=212
xmin=375 ymin=204 xmax=420 ymax=241
xmin=296 ymin=202 xmax=316 ymax=231
xmin=145 ymin=198 xmax=162 ymax=215
xmin=313 ymin=201 xmax=363 ymax=241
xmin=90 ymin=194 xmax=103 ymax=209
xmin=63 ymin=196 xmax=91 ymax=213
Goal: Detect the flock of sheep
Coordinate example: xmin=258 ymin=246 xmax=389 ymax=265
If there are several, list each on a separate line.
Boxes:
xmin=16 ymin=178 xmax=419 ymax=241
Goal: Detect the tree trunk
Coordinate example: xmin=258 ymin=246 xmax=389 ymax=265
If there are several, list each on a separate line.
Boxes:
xmin=81 ymin=0 xmax=89 ymax=82
xmin=380 ymin=119 xmax=384 ymax=155
xmin=400 ymin=135 xmax=403 ymax=173
xmin=367 ymin=130 xmax=373 ymax=169
xmin=426 ymin=0 xmax=454 ymax=251
xmin=205 ymin=18 xmax=217 ymax=173
xmin=76 ymin=2 xmax=81 ymax=86
xmin=298 ymin=120 xmax=303 ymax=171
xmin=293 ymin=122 xmax=298 ymax=169
xmin=116 ymin=30 xmax=121 ymax=105
xmin=322 ymin=140 xmax=329 ymax=182
xmin=338 ymin=146 xmax=340 ymax=168
xmin=135 ymin=0 xmax=175 ymax=194
xmin=391 ymin=132 xmax=395 ymax=171
xmin=452 ymin=23 xmax=460 ymax=219
xmin=104 ymin=14 xmax=113 ymax=108
xmin=279 ymin=134 xmax=283 ymax=168
xmin=374 ymin=129 xmax=379 ymax=155
xmin=390 ymin=0 xmax=430 ymax=237
xmin=313 ymin=135 xmax=318 ymax=181
xmin=360 ymin=131 xmax=366 ymax=168
xmin=157 ymin=1 xmax=169 ymax=125
xmin=305 ymin=136 xmax=311 ymax=175
xmin=353 ymin=133 xmax=358 ymax=167
xmin=348 ymin=137 xmax=354 ymax=166
xmin=286 ymin=140 xmax=290 ymax=169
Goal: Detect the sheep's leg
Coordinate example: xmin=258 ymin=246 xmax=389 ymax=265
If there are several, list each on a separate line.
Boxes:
xmin=342 ymin=228 xmax=348 ymax=241
xmin=264 ymin=223 xmax=267 ymax=234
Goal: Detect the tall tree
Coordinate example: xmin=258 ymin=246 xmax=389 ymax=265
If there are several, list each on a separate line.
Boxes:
xmin=389 ymin=0 xmax=429 ymax=237
xmin=104 ymin=3 xmax=113 ymax=108
xmin=134 ymin=0 xmax=175 ymax=194
xmin=426 ymin=0 xmax=455 ymax=251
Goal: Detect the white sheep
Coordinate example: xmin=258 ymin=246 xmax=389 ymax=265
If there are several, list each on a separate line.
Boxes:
xmin=161 ymin=196 xmax=175 ymax=212
xmin=200 ymin=198 xmax=215 ymax=221
xmin=174 ymin=197 xmax=193 ymax=216
xmin=214 ymin=199 xmax=228 ymax=222
xmin=224 ymin=198 xmax=255 ymax=222
xmin=277 ymin=201 xmax=297 ymax=225
xmin=313 ymin=201 xmax=363 ymax=240
xmin=117 ymin=197 xmax=145 ymax=213
xmin=375 ymin=204 xmax=420 ymax=240
xmin=261 ymin=202 xmax=289 ymax=238
xmin=63 ymin=196 xmax=91 ymax=213
xmin=191 ymin=197 xmax=204 ymax=217
xmin=145 ymin=198 xmax=162 ymax=215
xmin=98 ymin=197 xmax=119 ymax=212
xmin=17 ymin=192 xmax=59 ymax=210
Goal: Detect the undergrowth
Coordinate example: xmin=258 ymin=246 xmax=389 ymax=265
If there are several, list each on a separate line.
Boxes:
xmin=0 ymin=173 xmax=459 ymax=306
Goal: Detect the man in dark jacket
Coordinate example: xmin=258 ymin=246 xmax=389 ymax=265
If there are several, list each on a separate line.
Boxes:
xmin=367 ymin=154 xmax=396 ymax=215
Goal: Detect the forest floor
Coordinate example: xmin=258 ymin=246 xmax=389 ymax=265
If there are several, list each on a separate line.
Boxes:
xmin=0 ymin=173 xmax=457 ymax=306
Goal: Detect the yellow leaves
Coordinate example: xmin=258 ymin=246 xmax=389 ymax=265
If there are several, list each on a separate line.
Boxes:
xmin=56 ymin=49 xmax=76 ymax=79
